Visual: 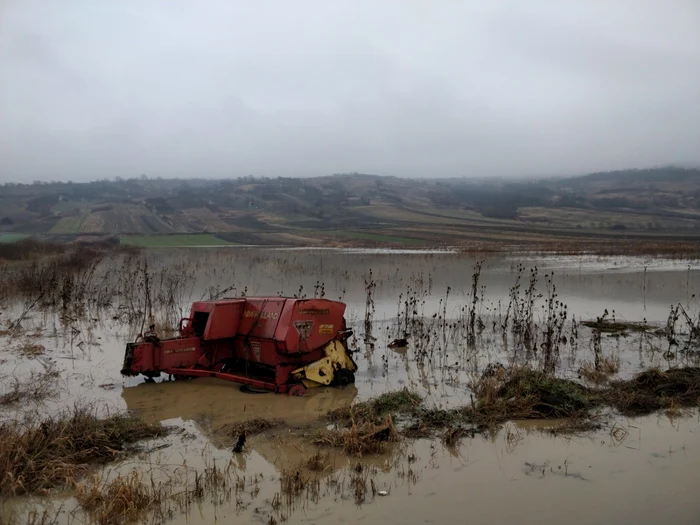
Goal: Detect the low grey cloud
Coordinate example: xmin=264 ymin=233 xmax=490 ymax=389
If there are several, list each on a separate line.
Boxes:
xmin=1 ymin=0 xmax=699 ymax=182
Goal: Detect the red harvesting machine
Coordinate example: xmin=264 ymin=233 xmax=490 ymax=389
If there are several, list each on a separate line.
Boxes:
xmin=120 ymin=297 xmax=358 ymax=396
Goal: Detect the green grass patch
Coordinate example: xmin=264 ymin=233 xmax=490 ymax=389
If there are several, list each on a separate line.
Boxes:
xmin=49 ymin=215 xmax=86 ymax=234
xmin=119 ymin=234 xmax=236 ymax=247
xmin=51 ymin=201 xmax=85 ymax=213
xmin=0 ymin=233 xmax=29 ymax=243
xmin=325 ymin=230 xmax=428 ymax=245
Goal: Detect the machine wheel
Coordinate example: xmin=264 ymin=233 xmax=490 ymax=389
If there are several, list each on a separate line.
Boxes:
xmin=143 ymin=371 xmax=160 ymax=383
xmin=240 ymin=385 xmax=269 ymax=394
xmin=334 ymin=369 xmax=355 ymax=386
xmin=288 ymin=384 xmax=307 ymax=397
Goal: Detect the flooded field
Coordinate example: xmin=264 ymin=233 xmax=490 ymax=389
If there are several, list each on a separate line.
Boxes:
xmin=2 ymin=247 xmax=700 ymax=524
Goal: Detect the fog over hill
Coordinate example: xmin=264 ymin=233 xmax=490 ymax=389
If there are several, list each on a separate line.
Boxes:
xmin=1 ymin=167 xmax=699 ymax=249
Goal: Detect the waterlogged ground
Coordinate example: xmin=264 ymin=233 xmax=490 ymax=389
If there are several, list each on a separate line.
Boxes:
xmin=2 ymin=248 xmax=700 ymax=524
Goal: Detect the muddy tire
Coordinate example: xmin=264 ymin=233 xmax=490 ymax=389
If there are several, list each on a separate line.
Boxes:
xmin=334 ymin=369 xmax=355 ymax=386
xmin=288 ymin=384 xmax=307 ymax=396
xmin=240 ymin=385 xmax=269 ymax=394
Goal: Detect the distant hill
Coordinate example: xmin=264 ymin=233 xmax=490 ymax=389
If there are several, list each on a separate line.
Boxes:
xmin=1 ymin=167 xmax=699 ymax=247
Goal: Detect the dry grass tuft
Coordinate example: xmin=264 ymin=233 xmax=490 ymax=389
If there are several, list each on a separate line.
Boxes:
xmin=0 ymin=405 xmax=165 ymax=495
xmin=314 ymin=415 xmax=399 ymax=456
xmin=306 ymin=451 xmax=331 ymax=471
xmin=608 ymin=367 xmax=700 ymax=416
xmin=75 ymin=471 xmax=165 ymax=525
xmin=0 ymin=369 xmax=59 ymax=406
xmin=578 ymin=356 xmax=620 ymax=384
xmin=349 ymin=463 xmax=371 ymax=505
xmin=75 ymin=460 xmax=234 ymax=525
xmin=220 ymin=417 xmax=280 ymax=438
xmin=0 ymin=508 xmax=60 ymax=525
xmin=442 ymin=427 xmax=469 ymax=447
xmin=16 ymin=342 xmax=46 ymax=357
xmin=279 ymin=469 xmax=307 ymax=499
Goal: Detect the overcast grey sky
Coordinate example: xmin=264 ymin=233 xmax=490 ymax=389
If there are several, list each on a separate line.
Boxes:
xmin=1 ymin=1 xmax=699 ymax=182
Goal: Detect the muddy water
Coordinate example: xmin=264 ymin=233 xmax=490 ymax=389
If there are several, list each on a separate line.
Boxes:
xmin=1 ymin=249 xmax=698 ymax=416
xmin=2 ymin=249 xmax=699 ymax=415
xmin=38 ymin=411 xmax=697 ymax=525
xmin=121 ymin=377 xmax=360 ymax=427
xmin=353 ymin=415 xmax=700 ymax=525
xmin=2 ymin=249 xmax=700 ymax=524
xmin=5 ymin=409 xmax=697 ymax=525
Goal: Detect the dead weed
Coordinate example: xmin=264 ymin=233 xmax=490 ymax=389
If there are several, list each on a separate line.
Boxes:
xmin=0 ymin=405 xmax=165 ymax=495
xmin=314 ymin=415 xmax=399 ymax=456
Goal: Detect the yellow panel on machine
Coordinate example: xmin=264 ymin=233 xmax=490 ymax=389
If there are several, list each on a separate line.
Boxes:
xmin=292 ymin=340 xmax=358 ymax=388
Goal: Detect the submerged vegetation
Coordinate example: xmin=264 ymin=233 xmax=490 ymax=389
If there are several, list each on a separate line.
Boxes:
xmin=1 ymin=242 xmax=700 ymax=524
xmin=220 ymin=417 xmax=281 ymax=438
xmin=328 ymin=389 xmax=422 ymax=424
xmin=315 ymin=415 xmax=400 ymax=456
xmin=608 ymin=367 xmax=700 ymax=416
xmin=0 ymin=369 xmax=59 ymax=406
xmin=314 ymin=366 xmax=700 ymax=456
xmin=0 ymin=405 xmax=165 ymax=495
xmin=76 ymin=472 xmax=166 ymax=525
xmin=469 ymin=366 xmax=700 ymax=422
xmin=73 ymin=457 xmax=242 ymax=525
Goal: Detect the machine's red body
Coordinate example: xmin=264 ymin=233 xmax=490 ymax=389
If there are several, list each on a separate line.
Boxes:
xmin=121 ymin=297 xmax=353 ymax=395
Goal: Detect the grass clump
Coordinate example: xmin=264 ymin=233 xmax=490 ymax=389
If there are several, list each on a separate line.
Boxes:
xmin=16 ymin=342 xmax=46 ymax=357
xmin=306 ymin=451 xmax=331 ymax=471
xmin=75 ymin=472 xmax=166 ymax=525
xmin=608 ymin=367 xmax=700 ymax=416
xmin=578 ymin=356 xmax=620 ymax=384
xmin=321 ymin=366 xmax=700 ymax=445
xmin=314 ymin=415 xmax=399 ymax=456
xmin=220 ymin=417 xmax=280 ymax=437
xmin=279 ymin=467 xmax=320 ymax=507
xmin=403 ymin=408 xmax=464 ymax=438
xmin=328 ymin=389 xmax=421 ymax=424
xmin=0 ymin=370 xmax=59 ymax=406
xmin=76 ymin=460 xmax=234 ymax=525
xmin=0 ymin=509 xmax=59 ymax=525
xmin=0 ymin=405 xmax=165 ymax=495
xmin=467 ymin=365 xmax=700 ymax=423
xmin=469 ymin=368 xmax=592 ymax=422
xmin=582 ymin=319 xmax=649 ymax=334
xmin=500 ymin=370 xmax=591 ymax=417
xmin=280 ymin=469 xmax=306 ymax=498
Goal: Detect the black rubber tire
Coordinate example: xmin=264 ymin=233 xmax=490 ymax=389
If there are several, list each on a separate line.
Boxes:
xmin=240 ymin=384 xmax=269 ymax=394
xmin=334 ymin=369 xmax=355 ymax=386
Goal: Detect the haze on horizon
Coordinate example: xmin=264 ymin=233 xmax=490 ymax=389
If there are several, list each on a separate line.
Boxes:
xmin=0 ymin=0 xmax=699 ymax=184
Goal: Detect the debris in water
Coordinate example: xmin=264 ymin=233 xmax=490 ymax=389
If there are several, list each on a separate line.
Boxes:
xmin=233 ymin=432 xmax=246 ymax=453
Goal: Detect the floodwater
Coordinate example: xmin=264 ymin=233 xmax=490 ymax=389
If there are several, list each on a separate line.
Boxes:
xmin=5 ymin=410 xmax=698 ymax=525
xmin=1 ymin=248 xmax=700 ymax=524
xmin=177 ymin=414 xmax=700 ymax=525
